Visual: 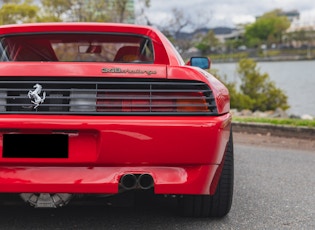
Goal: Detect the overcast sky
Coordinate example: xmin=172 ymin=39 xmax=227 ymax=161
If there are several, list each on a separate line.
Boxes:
xmin=142 ymin=0 xmax=315 ymax=30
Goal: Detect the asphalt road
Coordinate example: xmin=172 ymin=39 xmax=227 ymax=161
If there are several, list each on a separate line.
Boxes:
xmin=0 ymin=137 xmax=314 ymax=229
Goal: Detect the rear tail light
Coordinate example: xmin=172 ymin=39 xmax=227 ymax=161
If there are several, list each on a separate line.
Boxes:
xmin=0 ymin=78 xmax=216 ymax=115
xmin=96 ymin=92 xmax=210 ymax=113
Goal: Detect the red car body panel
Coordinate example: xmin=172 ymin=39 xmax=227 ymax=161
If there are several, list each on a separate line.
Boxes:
xmin=0 ymin=114 xmax=231 ymax=195
xmin=0 ymin=23 xmax=231 ymax=197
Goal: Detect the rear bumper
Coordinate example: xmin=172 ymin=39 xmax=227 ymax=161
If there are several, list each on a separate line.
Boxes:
xmin=0 ymin=114 xmax=231 ymax=195
xmin=0 ymin=165 xmax=218 ymax=195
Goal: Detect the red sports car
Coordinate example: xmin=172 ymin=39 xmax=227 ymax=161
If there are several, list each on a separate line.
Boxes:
xmin=0 ymin=22 xmax=233 ymax=217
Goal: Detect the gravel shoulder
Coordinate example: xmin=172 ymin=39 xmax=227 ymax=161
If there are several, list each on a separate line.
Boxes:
xmin=234 ymin=131 xmax=315 ymax=152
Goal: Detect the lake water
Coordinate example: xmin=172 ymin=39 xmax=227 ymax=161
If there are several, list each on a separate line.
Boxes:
xmin=212 ymin=60 xmax=315 ymax=117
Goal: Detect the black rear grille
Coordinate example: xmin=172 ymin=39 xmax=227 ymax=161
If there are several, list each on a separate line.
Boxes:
xmin=0 ymin=77 xmax=217 ymax=115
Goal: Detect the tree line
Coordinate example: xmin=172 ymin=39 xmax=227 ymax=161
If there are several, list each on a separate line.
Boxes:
xmin=194 ymin=9 xmax=294 ymax=55
xmin=157 ymin=8 xmax=313 ymax=59
xmin=1 ymin=1 xmax=309 ymax=54
xmin=0 ymin=0 xmax=150 ymax=24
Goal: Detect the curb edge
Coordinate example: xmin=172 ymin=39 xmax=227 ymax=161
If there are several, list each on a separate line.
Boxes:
xmin=232 ymin=122 xmax=315 ymax=140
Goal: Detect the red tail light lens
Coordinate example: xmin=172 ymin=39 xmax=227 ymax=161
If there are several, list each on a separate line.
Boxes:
xmin=96 ymin=92 xmax=210 ymax=113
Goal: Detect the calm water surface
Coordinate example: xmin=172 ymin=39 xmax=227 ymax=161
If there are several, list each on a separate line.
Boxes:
xmin=212 ymin=60 xmax=315 ymax=116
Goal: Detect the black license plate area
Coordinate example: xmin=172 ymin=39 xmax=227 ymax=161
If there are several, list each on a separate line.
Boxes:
xmin=2 ymin=134 xmax=68 ymax=158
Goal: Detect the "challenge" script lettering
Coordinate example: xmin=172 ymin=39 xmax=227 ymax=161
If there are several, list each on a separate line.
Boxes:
xmin=102 ymin=68 xmax=157 ymax=75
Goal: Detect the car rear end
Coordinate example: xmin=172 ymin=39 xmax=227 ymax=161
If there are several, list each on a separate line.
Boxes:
xmin=0 ymin=23 xmax=232 ymax=215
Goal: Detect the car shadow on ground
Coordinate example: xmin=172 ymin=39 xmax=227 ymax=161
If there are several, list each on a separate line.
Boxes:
xmin=0 ymin=192 xmax=225 ymax=229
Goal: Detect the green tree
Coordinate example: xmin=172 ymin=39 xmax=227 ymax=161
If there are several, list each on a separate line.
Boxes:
xmin=210 ymin=69 xmax=254 ymax=111
xmin=38 ymin=0 xmax=111 ymax=22
xmin=112 ymin=0 xmax=135 ymax=23
xmin=0 ymin=0 xmax=39 ymax=25
xmin=212 ymin=58 xmax=289 ymax=111
xmin=38 ymin=0 xmax=143 ymax=23
xmin=236 ymin=58 xmax=289 ymax=111
xmin=245 ymin=9 xmax=290 ymax=48
xmin=195 ymin=30 xmax=220 ymax=55
xmin=37 ymin=0 xmax=72 ymax=22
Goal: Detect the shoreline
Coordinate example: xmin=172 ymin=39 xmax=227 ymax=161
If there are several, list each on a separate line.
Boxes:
xmin=212 ymin=56 xmax=315 ymax=64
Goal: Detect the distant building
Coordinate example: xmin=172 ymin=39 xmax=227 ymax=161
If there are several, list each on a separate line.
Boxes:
xmin=256 ymin=10 xmax=300 ymax=22
xmin=279 ymin=10 xmax=300 ymax=22
xmin=191 ymin=26 xmax=244 ymax=43
xmin=212 ymin=27 xmax=244 ymax=43
xmin=286 ymin=20 xmax=315 ymax=33
xmin=284 ymin=17 xmax=315 ymax=48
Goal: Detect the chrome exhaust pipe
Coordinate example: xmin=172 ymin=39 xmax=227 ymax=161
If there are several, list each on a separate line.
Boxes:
xmin=138 ymin=173 xmax=154 ymax=189
xmin=120 ymin=174 xmax=138 ymax=190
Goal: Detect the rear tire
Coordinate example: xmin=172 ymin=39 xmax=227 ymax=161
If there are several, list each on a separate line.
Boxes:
xmin=179 ymin=128 xmax=234 ymax=217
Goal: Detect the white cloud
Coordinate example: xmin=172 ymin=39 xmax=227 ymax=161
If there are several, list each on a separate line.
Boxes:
xmin=232 ymin=15 xmax=256 ymax=25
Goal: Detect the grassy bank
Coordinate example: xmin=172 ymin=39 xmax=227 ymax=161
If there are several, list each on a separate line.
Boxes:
xmin=233 ymin=117 xmax=315 ymax=128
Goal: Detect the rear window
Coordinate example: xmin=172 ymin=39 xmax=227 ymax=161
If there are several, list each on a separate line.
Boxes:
xmin=0 ymin=33 xmax=154 ymax=63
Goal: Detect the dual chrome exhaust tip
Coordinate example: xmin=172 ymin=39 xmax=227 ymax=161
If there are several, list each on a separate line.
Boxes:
xmin=120 ymin=173 xmax=154 ymax=190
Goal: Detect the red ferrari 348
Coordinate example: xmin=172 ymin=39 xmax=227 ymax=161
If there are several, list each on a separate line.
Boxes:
xmin=0 ymin=22 xmax=233 ymax=217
